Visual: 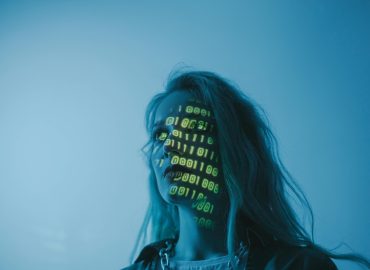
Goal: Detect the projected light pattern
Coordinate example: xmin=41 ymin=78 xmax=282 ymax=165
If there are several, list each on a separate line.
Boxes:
xmin=152 ymin=99 xmax=223 ymax=230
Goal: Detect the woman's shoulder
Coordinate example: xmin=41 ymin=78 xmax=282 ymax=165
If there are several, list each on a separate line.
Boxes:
xmin=121 ymin=239 xmax=172 ymax=270
xmin=249 ymin=242 xmax=338 ymax=270
xmin=122 ymin=239 xmax=338 ymax=270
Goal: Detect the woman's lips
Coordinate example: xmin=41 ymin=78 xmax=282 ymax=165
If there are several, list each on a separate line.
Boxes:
xmin=163 ymin=165 xmax=192 ymax=177
xmin=165 ymin=171 xmax=184 ymax=178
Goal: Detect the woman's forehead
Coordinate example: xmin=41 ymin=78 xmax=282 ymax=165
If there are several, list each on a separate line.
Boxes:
xmin=155 ymin=91 xmax=211 ymax=121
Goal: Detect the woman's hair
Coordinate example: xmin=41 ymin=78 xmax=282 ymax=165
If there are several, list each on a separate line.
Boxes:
xmin=131 ymin=69 xmax=369 ymax=268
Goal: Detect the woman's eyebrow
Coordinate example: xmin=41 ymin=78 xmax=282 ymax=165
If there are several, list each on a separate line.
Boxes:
xmin=154 ymin=114 xmax=207 ymax=127
xmin=153 ymin=115 xmax=216 ymax=130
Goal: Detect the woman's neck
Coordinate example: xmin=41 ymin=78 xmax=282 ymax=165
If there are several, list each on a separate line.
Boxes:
xmin=172 ymin=206 xmax=229 ymax=261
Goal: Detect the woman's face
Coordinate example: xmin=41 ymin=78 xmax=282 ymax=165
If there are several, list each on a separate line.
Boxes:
xmin=150 ymin=91 xmax=226 ymax=229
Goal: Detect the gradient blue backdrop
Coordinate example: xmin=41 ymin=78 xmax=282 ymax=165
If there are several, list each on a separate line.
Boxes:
xmin=0 ymin=1 xmax=369 ymax=269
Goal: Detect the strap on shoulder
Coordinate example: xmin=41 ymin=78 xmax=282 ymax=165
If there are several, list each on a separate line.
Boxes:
xmin=134 ymin=238 xmax=177 ymax=266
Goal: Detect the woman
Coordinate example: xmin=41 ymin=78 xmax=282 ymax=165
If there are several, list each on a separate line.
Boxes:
xmin=123 ymin=70 xmax=370 ymax=270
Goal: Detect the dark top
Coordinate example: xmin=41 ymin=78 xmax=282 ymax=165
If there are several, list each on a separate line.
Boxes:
xmin=122 ymin=238 xmax=338 ymax=270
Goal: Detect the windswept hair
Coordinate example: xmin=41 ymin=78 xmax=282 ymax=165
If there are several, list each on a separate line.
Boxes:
xmin=130 ymin=69 xmax=370 ymax=268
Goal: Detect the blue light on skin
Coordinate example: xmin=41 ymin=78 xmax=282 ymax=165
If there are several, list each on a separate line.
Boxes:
xmin=150 ymin=90 xmax=230 ymax=261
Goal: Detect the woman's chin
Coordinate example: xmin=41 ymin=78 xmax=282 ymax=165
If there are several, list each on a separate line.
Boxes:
xmin=161 ymin=183 xmax=192 ymax=205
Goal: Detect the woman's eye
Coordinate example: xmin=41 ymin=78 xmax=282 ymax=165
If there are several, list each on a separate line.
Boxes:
xmin=157 ymin=132 xmax=168 ymax=141
xmin=197 ymin=122 xmax=206 ymax=131
xmin=152 ymin=129 xmax=168 ymax=141
xmin=191 ymin=122 xmax=207 ymax=133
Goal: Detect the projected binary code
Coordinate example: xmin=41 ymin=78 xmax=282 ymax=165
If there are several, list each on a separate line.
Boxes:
xmin=152 ymin=100 xmax=222 ymax=230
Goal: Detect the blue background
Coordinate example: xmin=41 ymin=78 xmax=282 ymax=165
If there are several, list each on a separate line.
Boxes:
xmin=0 ymin=1 xmax=369 ymax=269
